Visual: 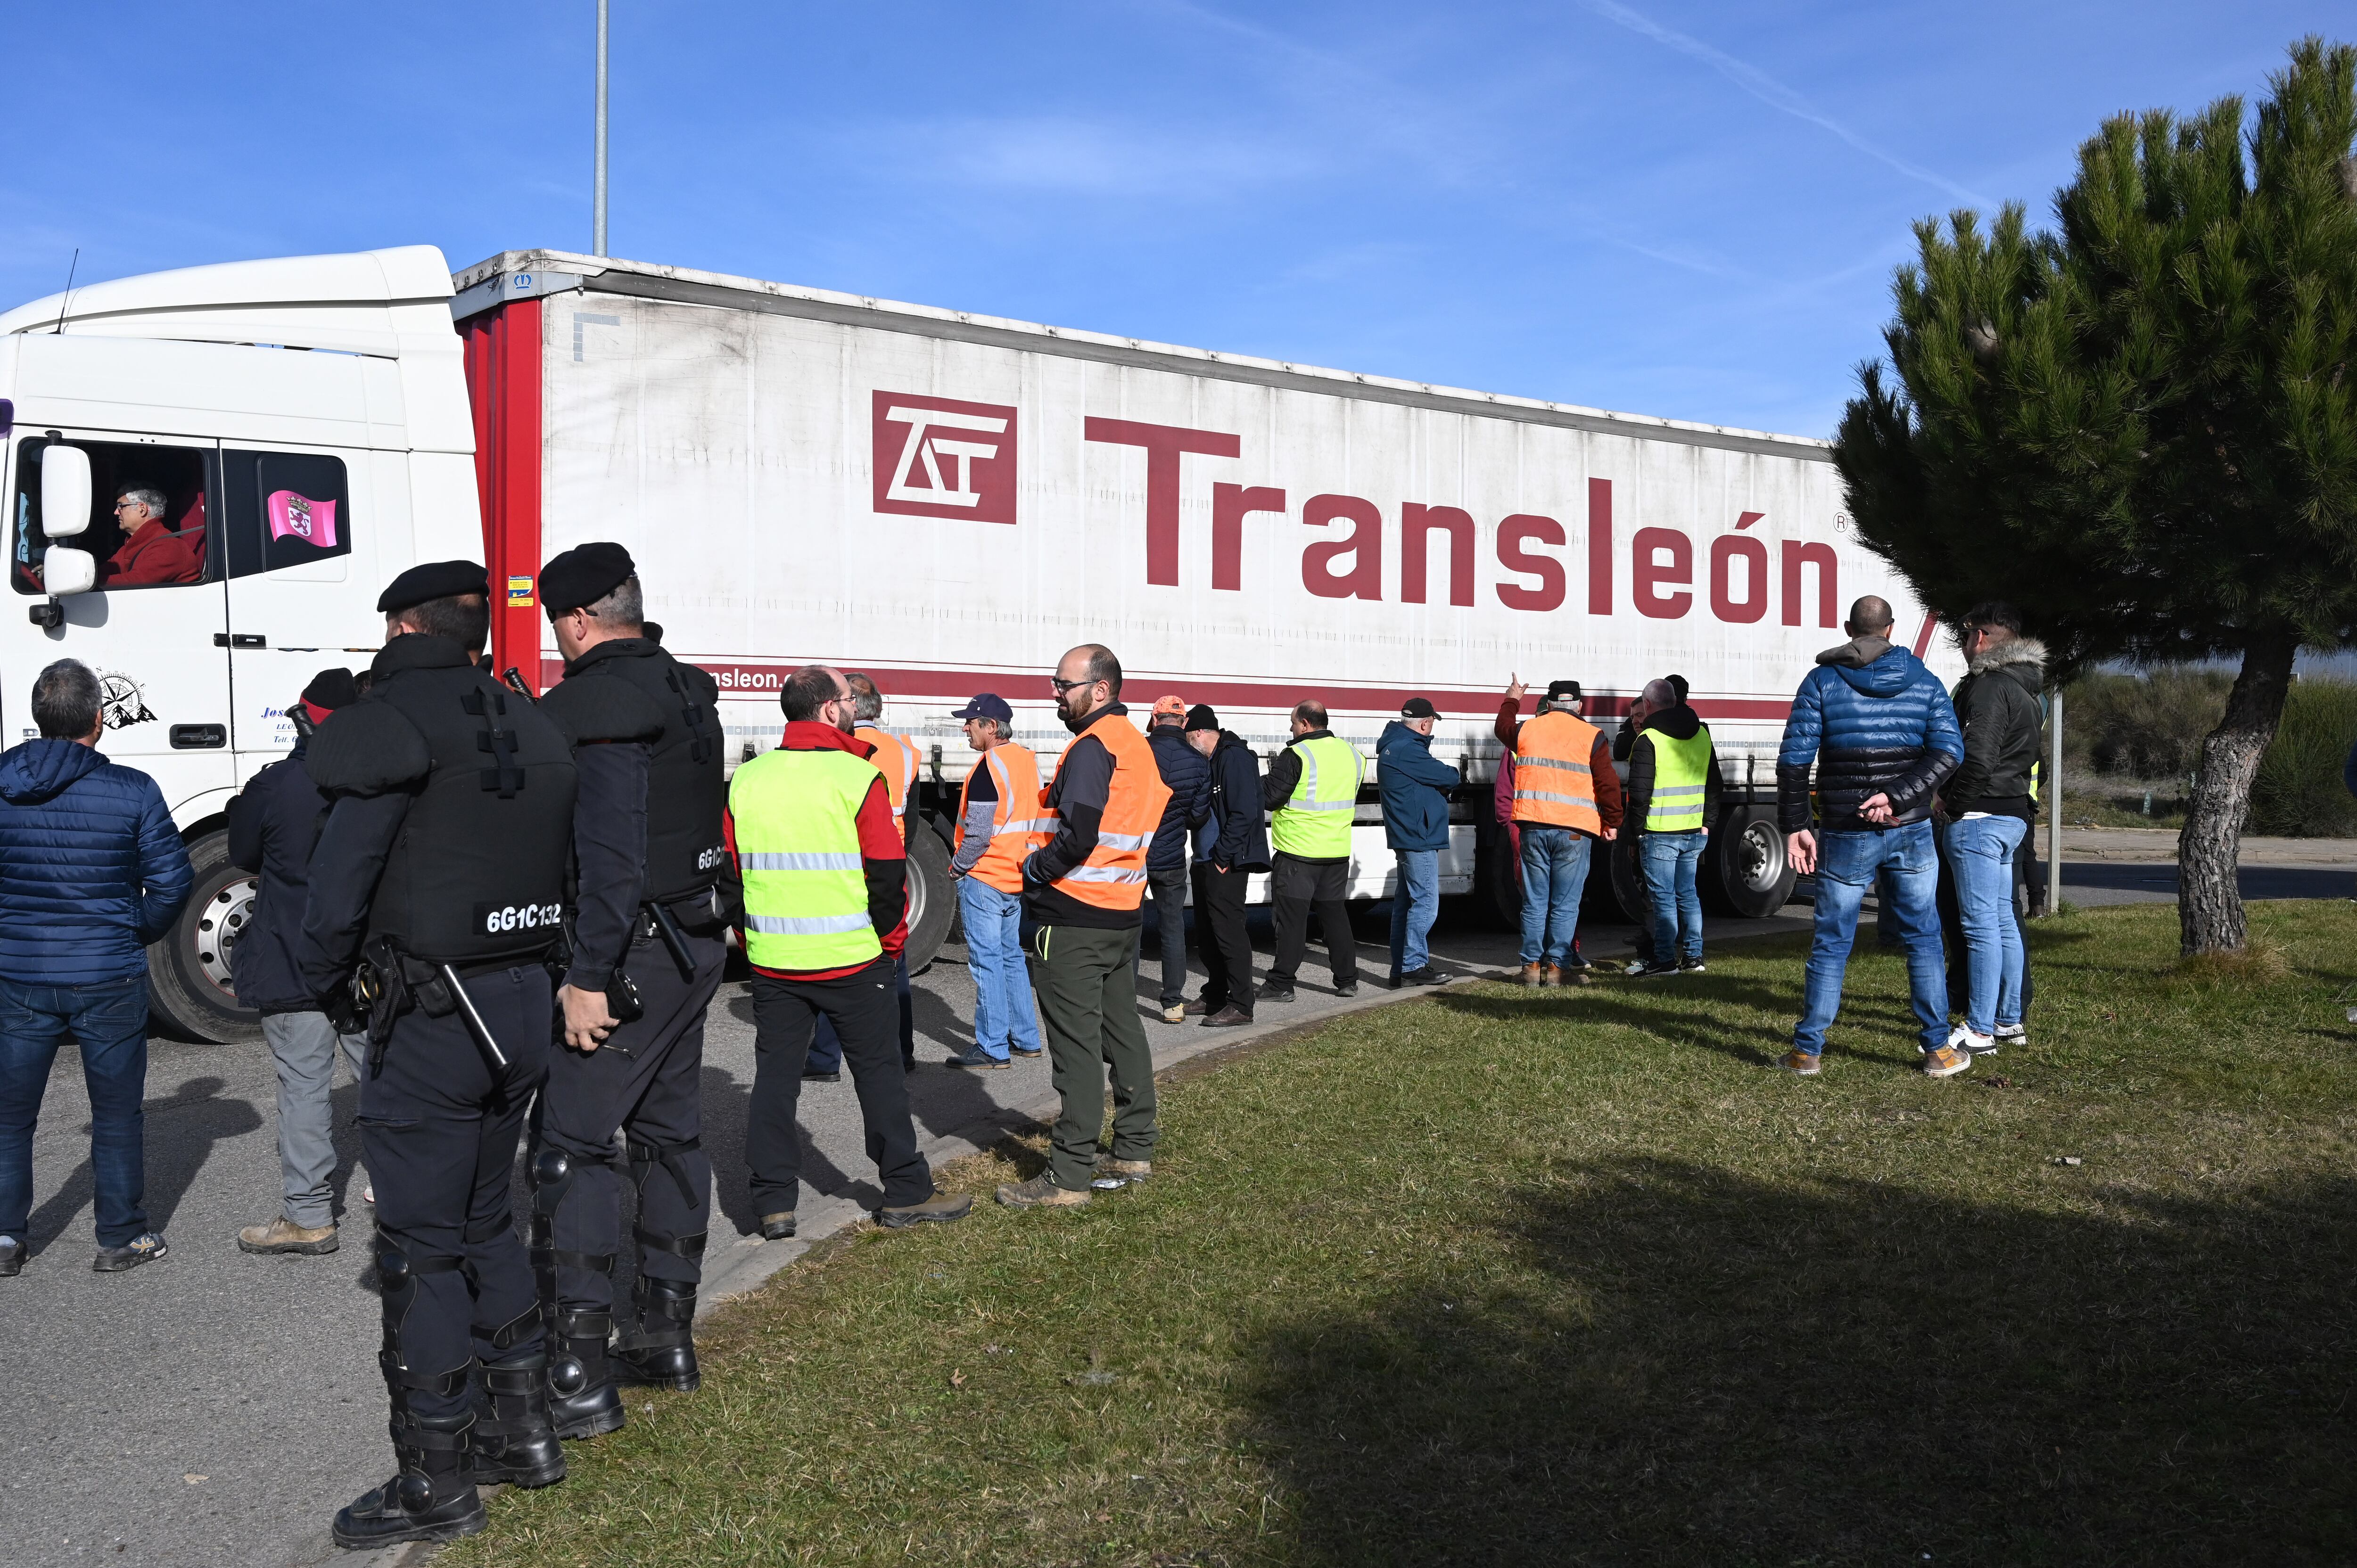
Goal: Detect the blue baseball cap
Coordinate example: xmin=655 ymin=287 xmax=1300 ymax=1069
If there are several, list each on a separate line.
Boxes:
xmin=950 ymin=692 xmax=1013 ymax=722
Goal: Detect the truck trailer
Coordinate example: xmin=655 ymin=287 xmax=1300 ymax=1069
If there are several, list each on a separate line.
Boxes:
xmin=0 ymin=245 xmax=1953 ymax=1042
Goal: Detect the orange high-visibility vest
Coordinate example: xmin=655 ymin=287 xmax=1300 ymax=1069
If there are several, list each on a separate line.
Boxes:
xmin=1043 ymin=709 xmax=1172 ymax=913
xmin=855 ymin=724 xmax=920 ymax=844
xmin=956 ymin=742 xmax=1053 ymax=895
xmin=1510 ymin=709 xmax=1602 ymax=835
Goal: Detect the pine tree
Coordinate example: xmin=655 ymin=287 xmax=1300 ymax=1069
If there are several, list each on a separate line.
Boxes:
xmin=1835 ymin=37 xmax=2357 ymax=955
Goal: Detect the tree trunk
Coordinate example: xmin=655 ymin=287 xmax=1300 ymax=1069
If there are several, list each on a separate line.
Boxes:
xmin=2176 ymin=633 xmax=2297 ymax=955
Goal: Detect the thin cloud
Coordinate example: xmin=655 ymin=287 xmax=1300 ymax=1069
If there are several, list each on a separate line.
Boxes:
xmin=1577 ymin=0 xmax=1991 ymax=208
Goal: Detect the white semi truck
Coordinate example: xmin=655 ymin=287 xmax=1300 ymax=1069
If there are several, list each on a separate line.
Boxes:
xmin=0 ymin=246 xmax=1952 ymax=1041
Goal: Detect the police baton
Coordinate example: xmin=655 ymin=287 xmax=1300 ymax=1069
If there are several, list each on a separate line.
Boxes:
xmin=437 ymin=963 xmax=511 ymax=1074
xmin=645 ymin=900 xmax=698 ymax=983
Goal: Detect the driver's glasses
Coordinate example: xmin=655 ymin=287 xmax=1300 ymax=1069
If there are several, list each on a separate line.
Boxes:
xmin=1048 ymin=677 xmax=1088 ymax=695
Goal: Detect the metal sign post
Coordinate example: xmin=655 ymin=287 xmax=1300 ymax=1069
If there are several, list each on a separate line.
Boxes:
xmin=593 ymin=0 xmax=610 ymax=257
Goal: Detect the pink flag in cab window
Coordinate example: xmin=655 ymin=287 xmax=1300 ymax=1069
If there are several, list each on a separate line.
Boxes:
xmin=266 ymin=490 xmax=338 ymax=549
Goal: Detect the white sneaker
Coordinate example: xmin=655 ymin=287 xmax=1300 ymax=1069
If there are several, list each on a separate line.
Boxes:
xmin=1992 ymin=1024 xmax=2026 ymax=1051
xmin=1948 ymin=1024 xmax=1994 ymax=1055
xmin=1623 ymin=958 xmax=1678 ymax=978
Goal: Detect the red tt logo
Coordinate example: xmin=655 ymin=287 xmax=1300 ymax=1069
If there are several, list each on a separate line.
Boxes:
xmin=872 ymin=392 xmax=1018 ymax=525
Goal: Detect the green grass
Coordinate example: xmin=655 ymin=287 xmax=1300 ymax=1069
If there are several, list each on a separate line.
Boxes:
xmin=455 ymin=904 xmax=2357 ymax=1566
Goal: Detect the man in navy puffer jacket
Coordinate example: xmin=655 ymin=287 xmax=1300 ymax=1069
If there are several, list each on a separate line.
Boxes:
xmin=1142 ymin=698 xmax=1212 ymax=1023
xmin=1775 ymin=597 xmax=1963 ymax=1078
xmin=0 ymin=659 xmax=192 ymax=1277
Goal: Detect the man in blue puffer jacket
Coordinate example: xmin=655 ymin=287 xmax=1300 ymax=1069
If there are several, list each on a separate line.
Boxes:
xmin=1775 ymin=597 xmax=1963 ymax=1078
xmin=1378 ymin=698 xmax=1460 ymax=986
xmin=1141 ymin=697 xmax=1212 ymax=1024
xmin=0 ymin=658 xmax=192 ymax=1277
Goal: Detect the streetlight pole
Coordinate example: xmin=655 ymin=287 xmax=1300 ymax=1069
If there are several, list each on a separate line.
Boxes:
xmin=593 ymin=0 xmax=609 ymax=257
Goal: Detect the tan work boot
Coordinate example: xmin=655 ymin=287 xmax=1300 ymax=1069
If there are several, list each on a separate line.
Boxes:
xmin=1538 ymin=963 xmax=1562 ymax=986
xmin=996 ymin=1174 xmax=1091 ymax=1208
xmin=1161 ymin=1003 xmax=1186 ymax=1024
xmin=1515 ymin=962 xmax=1545 ymax=986
xmin=876 ymin=1190 xmax=973 ymax=1229
xmin=237 ymin=1216 xmax=339 ymax=1256
xmin=1095 ymin=1156 xmax=1153 ymax=1186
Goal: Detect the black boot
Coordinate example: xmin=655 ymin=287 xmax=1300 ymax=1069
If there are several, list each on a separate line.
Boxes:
xmin=472 ymin=1350 xmax=567 ymax=1488
xmin=547 ymin=1308 xmax=626 ymax=1439
xmin=331 ymin=1412 xmax=486 ymax=1548
xmin=612 ymin=1277 xmax=699 ymax=1392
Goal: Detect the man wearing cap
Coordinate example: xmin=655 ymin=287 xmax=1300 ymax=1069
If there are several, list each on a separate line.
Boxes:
xmin=1183 ymin=705 xmax=1266 ymax=1026
xmin=299 ymin=562 xmax=581 ymax=1544
xmin=1142 ymin=695 xmax=1211 ymax=1024
xmin=1496 ymin=677 xmax=1623 ymax=985
xmin=230 ymin=667 xmax=368 ymax=1257
xmin=943 ymin=693 xmax=1047 ymax=1068
xmin=1258 ymin=700 xmax=1364 ymax=1003
xmin=802 ymin=674 xmax=920 ymax=1079
xmin=526 ymin=543 xmax=734 ymax=1442
xmin=1378 ymin=698 xmax=1460 ymax=988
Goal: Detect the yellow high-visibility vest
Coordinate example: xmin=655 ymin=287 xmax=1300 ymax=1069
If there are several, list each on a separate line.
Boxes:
xmin=1638 ymin=726 xmax=1715 ymax=832
xmin=1272 ymin=733 xmax=1361 ymax=859
xmin=731 ymin=747 xmax=882 ymax=971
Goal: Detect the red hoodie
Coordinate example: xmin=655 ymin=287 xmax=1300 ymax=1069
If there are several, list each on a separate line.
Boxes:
xmin=725 ymin=721 xmax=907 ymax=981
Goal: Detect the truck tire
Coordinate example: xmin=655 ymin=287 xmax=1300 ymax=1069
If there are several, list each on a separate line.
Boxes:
xmin=1603 ymin=831 xmax=1644 ymax=923
xmin=1479 ymin=822 xmax=1521 ymax=928
xmin=903 ymin=821 xmax=956 ymax=975
xmin=1704 ymin=805 xmax=1797 ymax=919
xmin=146 ymin=829 xmax=263 ymax=1043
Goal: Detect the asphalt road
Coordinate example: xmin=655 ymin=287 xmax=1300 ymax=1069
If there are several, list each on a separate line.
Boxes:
xmin=4 ymin=856 xmax=2342 ymax=1567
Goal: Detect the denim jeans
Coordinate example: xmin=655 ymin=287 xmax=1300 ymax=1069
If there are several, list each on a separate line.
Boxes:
xmin=1794 ymin=822 xmax=1948 ymax=1056
xmin=1388 ymin=849 xmax=1439 ymax=976
xmin=1517 ymin=827 xmax=1592 ymax=965
xmin=0 ymin=972 xmax=153 ymax=1247
xmin=1942 ymin=815 xmax=2028 ymax=1036
xmin=957 ymin=875 xmax=1040 ymax=1061
xmin=1639 ymin=830 xmax=1706 ymax=964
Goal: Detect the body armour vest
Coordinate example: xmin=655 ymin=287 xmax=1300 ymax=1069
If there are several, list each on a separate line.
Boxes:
xmin=322 ymin=639 xmax=579 ymax=965
xmin=542 ymin=639 xmax=727 ymax=905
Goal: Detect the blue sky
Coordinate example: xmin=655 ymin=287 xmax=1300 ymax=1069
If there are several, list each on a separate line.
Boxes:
xmin=2 ymin=2 xmax=2335 ymax=437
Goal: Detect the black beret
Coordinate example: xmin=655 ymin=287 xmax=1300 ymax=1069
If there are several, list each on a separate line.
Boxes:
xmin=377 ymin=560 xmax=489 ymax=615
xmin=300 ymin=667 xmax=360 ymax=711
xmin=539 ymin=541 xmax=636 ymax=616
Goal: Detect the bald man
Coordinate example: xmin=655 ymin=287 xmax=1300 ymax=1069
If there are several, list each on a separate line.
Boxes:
xmin=1774 ymin=595 xmax=1962 ymax=1077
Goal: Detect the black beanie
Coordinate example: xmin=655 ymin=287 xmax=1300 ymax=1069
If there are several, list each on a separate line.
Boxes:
xmin=1183 ymin=703 xmax=1220 ymax=733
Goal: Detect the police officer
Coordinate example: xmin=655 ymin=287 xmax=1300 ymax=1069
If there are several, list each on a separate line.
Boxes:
xmin=526 ymin=542 xmax=733 ymax=1443
xmin=298 ymin=562 xmax=582 ymax=1547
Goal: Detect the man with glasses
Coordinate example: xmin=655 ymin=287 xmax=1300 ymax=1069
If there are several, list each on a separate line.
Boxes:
xmin=100 ymin=485 xmax=202 ymax=586
xmin=997 ymin=645 xmax=1171 ymax=1209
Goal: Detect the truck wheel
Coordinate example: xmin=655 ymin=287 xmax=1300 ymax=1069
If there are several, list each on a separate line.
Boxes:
xmin=902 ymin=823 xmax=956 ymax=975
xmin=1602 ymin=832 xmax=1644 ymax=922
xmin=1704 ymin=807 xmax=1797 ymax=919
xmin=1479 ymin=823 xmax=1521 ymax=928
xmin=146 ymin=829 xmax=263 ymax=1043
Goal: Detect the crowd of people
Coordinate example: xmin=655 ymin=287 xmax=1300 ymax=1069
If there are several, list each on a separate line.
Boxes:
xmin=0 ymin=552 xmax=2040 ymax=1546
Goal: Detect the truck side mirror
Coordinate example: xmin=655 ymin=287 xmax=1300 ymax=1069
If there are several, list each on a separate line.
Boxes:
xmin=40 ymin=443 xmax=92 ymax=539
xmin=41 ymin=547 xmax=96 ymax=596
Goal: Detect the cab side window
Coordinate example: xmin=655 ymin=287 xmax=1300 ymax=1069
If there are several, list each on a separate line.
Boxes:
xmin=223 ymin=450 xmax=352 ymax=578
xmin=11 ymin=437 xmax=217 ymax=594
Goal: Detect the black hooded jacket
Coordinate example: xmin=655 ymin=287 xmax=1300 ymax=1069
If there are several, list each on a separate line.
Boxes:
xmin=1945 ymin=638 xmax=2047 ymax=821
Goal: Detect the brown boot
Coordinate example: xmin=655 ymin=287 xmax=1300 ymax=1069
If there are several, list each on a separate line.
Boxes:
xmin=237 ymin=1216 xmax=339 ymax=1255
xmin=996 ymin=1174 xmax=1091 ymax=1208
xmin=1515 ymin=962 xmax=1545 ymax=986
xmin=1538 ymin=963 xmax=1561 ymax=987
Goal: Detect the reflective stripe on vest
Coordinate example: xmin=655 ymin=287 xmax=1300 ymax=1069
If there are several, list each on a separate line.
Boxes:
xmin=957 ymin=742 xmax=1052 ymax=896
xmin=855 ymin=726 xmax=919 ymax=840
xmin=1045 ymin=711 xmax=1172 ymax=912
xmin=1510 ymin=710 xmax=1602 ymax=835
xmin=730 ymin=747 xmax=884 ymax=971
xmin=1639 ymin=726 xmax=1715 ymax=832
xmin=1271 ymin=733 xmax=1363 ymax=859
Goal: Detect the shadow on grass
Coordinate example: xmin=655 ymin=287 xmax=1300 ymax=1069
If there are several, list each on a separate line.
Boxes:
xmin=1239 ymin=1157 xmax=2356 ymax=1565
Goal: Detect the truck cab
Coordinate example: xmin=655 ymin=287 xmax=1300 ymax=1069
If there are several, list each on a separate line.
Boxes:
xmin=0 ymin=247 xmax=480 ymax=1040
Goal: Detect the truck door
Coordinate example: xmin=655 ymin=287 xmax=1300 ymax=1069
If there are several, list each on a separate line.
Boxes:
xmin=3 ymin=434 xmax=233 ymax=784
xmin=220 ymin=444 xmax=384 ymax=751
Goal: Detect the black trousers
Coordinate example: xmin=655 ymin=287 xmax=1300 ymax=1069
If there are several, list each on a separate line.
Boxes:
xmin=1269 ymin=852 xmax=1356 ymax=988
xmin=530 ymin=929 xmax=725 ymax=1321
xmin=807 ymin=955 xmax=914 ymax=1072
xmin=361 ymin=963 xmax=552 ymax=1422
xmin=1191 ymin=863 xmax=1255 ymax=1015
xmin=1144 ymin=869 xmax=1190 ymax=1006
xmin=745 ymin=958 xmax=933 ymax=1214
